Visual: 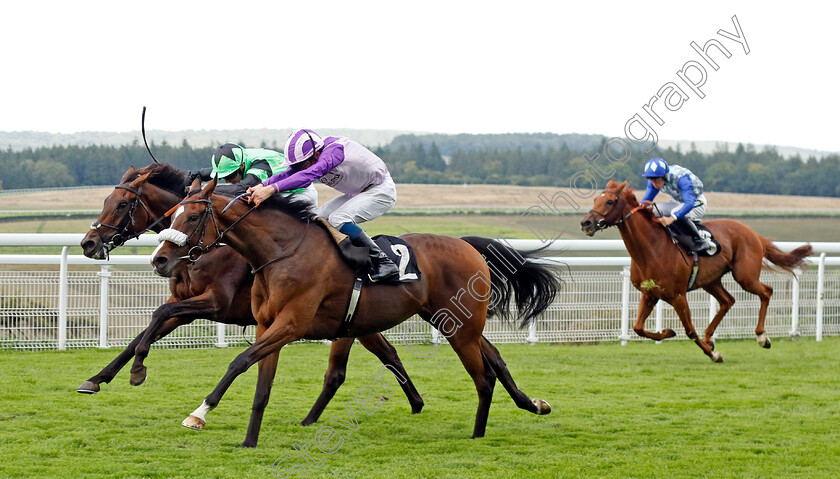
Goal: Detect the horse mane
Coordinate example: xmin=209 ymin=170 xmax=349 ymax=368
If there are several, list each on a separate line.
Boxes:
xmin=620 ymin=184 xmax=655 ymax=221
xmin=126 ymin=163 xmax=188 ymax=197
xmin=214 ymin=184 xmax=316 ymax=224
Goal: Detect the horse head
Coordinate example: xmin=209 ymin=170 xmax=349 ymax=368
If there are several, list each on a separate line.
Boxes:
xmin=82 ymin=166 xmax=157 ymax=259
xmin=150 ymin=177 xmax=221 ymax=277
xmin=580 ymin=179 xmax=629 ymax=236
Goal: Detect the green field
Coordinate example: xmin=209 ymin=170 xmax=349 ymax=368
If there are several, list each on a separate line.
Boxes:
xmin=0 ymin=339 xmax=839 ymax=478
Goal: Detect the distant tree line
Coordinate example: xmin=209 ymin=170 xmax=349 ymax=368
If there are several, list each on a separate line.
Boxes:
xmin=1 ymin=134 xmax=839 ymax=198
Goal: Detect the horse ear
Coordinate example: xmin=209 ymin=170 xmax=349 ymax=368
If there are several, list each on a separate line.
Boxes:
xmin=606 ymin=179 xmax=617 ymax=188
xmin=120 ymin=166 xmax=136 ymax=183
xmin=616 ymin=180 xmax=628 ymax=190
xmin=128 ymin=171 xmax=151 ymax=189
xmin=199 ymin=177 xmax=217 ymax=197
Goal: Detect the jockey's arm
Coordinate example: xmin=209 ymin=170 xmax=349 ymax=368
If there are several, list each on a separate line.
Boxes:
xmin=672 ymin=175 xmax=697 ymax=219
xmin=262 ymin=144 xmax=345 ymax=193
xmin=641 ymin=180 xmax=659 ymax=205
xmin=240 ymin=160 xmax=273 ymax=187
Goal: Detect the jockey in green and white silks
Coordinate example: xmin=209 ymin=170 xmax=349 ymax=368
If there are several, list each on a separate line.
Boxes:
xmin=186 ymin=143 xmax=318 ymax=207
xmin=640 ymin=158 xmax=713 ymax=252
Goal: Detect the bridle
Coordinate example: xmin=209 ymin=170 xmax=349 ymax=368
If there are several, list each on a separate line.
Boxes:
xmin=163 ymin=194 xmax=310 ymax=273
xmin=90 ymin=184 xmax=167 ymax=258
xmin=586 ymin=189 xmax=647 ymax=231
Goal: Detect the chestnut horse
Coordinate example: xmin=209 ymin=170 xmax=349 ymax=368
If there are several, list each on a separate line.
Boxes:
xmin=78 ymin=163 xmax=424 ymax=427
xmin=151 ymin=178 xmax=559 ymax=447
xmin=580 ymin=179 xmax=812 ymax=362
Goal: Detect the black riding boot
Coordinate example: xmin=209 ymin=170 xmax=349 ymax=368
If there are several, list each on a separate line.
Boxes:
xmin=675 ymin=216 xmax=712 ymax=252
xmin=354 ymin=231 xmax=400 ymax=282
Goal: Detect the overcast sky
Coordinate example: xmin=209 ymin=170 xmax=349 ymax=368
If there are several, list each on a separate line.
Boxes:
xmin=2 ymin=1 xmax=838 ymax=152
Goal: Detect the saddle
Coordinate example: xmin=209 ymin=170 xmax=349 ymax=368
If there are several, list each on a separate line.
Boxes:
xmin=315 ymin=218 xmax=421 ymax=338
xmin=669 ymin=221 xmax=720 ymax=257
xmin=314 ymin=218 xmax=421 ymax=285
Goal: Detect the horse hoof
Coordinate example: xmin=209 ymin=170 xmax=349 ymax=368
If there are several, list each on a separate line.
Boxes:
xmin=76 ymin=381 xmax=100 ymax=394
xmin=240 ymin=440 xmax=257 ymax=448
xmin=182 ymin=415 xmax=206 ymax=431
xmin=711 ymin=351 xmax=724 ymax=363
xmin=532 ymin=398 xmax=552 ymax=415
xmin=664 ymin=329 xmax=677 ymax=339
xmin=130 ymin=369 xmax=147 ymax=386
xmin=757 ymin=334 xmax=771 ymax=349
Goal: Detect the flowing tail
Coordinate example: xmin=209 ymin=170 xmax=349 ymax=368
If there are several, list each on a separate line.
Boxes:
xmin=460 ymin=236 xmax=561 ymax=328
xmin=761 ymin=237 xmax=812 ymax=273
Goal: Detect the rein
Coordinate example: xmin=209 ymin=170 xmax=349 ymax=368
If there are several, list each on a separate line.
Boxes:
xmin=168 ymin=195 xmax=310 ymax=273
xmin=587 ymin=189 xmax=646 ymax=230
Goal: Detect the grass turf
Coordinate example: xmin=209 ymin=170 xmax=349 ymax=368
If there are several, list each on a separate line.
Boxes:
xmin=0 ymin=338 xmax=839 ymax=478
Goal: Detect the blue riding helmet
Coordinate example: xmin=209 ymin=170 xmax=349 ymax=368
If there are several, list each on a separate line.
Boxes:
xmin=642 ymin=158 xmax=669 ymax=178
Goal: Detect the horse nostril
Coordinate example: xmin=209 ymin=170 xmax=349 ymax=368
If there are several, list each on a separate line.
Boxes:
xmin=152 ymin=256 xmax=168 ymax=268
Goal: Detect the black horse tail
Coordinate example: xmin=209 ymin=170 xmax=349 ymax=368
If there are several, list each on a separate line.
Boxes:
xmin=460 ymin=236 xmax=561 ymax=328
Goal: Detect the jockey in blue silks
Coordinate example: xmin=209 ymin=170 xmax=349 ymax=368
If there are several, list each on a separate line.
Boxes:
xmin=640 ymin=158 xmax=714 ymax=252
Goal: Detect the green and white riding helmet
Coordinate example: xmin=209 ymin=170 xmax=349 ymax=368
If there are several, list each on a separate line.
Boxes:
xmin=210 ymin=143 xmax=246 ymax=179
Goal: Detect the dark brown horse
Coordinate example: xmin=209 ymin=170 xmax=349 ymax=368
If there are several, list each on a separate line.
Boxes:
xmin=150 ymin=178 xmax=559 ymax=447
xmin=78 ymin=164 xmax=424 ymax=427
xmin=580 ymin=179 xmax=812 ymax=362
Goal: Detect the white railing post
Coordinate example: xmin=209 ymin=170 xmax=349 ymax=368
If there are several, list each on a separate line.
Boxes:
xmin=654 ymin=301 xmax=663 ymax=344
xmin=620 ymin=266 xmax=631 ymax=346
xmin=527 ymin=320 xmax=538 ymax=344
xmin=98 ymin=265 xmax=111 ymax=348
xmin=790 ymin=268 xmax=800 ymax=339
xmin=58 ymin=246 xmax=69 ymax=350
xmin=431 ymin=327 xmax=440 ymax=344
xmin=709 ymin=295 xmax=718 ymax=340
xmin=816 ymin=253 xmax=826 ymax=342
xmin=215 ymin=322 xmax=228 ymax=348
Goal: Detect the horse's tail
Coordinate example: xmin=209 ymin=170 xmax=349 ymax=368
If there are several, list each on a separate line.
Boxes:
xmin=460 ymin=236 xmax=561 ymax=328
xmin=761 ymin=237 xmax=812 ymax=273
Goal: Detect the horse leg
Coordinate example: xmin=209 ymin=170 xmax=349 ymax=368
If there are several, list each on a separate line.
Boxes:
xmin=701 ymin=279 xmax=736 ymax=349
xmin=732 ymin=260 xmax=774 ymax=349
xmin=181 ymin=301 xmax=313 ymax=444
xmin=242 ymin=349 xmax=280 ymax=448
xmin=479 ymin=336 xmax=550 ymax=415
xmin=130 ymin=293 xmax=222 ymax=385
xmin=300 ymin=338 xmax=353 ymax=426
xmin=357 ymin=333 xmax=424 ymax=414
xmin=77 ymin=316 xmax=189 ymax=393
xmin=446 ymin=333 xmax=496 ymax=439
xmin=633 ymin=293 xmax=676 ymax=341
xmin=670 ymin=294 xmax=723 ymax=362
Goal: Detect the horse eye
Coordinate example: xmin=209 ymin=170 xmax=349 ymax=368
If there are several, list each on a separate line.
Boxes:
xmin=188 ymin=215 xmax=199 ymax=222
xmin=117 ymin=201 xmax=128 ymax=209
xmin=606 ymin=199 xmax=614 ymax=206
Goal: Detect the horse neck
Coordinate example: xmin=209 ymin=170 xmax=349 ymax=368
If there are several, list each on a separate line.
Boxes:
xmin=142 ymin=185 xmax=183 ymax=232
xmin=616 ymin=203 xmax=671 ymax=265
xmin=211 ymin=199 xmax=314 ymax=270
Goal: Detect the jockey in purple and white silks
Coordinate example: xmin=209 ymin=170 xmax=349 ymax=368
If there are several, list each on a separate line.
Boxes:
xmin=247 ymin=129 xmax=399 ymax=282
xmin=640 ymin=158 xmax=713 ymax=252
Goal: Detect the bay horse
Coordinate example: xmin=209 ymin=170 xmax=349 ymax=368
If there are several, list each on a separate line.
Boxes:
xmin=78 ymin=163 xmax=424 ymax=427
xmin=580 ymin=179 xmax=812 ymax=362
xmin=150 ymin=178 xmax=559 ymax=447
